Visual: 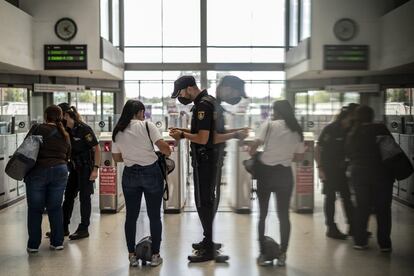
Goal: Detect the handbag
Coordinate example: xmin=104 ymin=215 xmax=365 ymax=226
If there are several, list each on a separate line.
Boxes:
xmin=5 ymin=125 xmax=58 ymax=181
xmin=243 ymin=121 xmax=271 ymax=180
xmin=376 ymin=135 xmax=414 ymax=181
xmin=145 ymin=122 xmax=175 ymax=200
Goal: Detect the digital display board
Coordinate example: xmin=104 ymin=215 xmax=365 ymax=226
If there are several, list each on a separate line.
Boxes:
xmin=44 ymin=45 xmax=87 ymax=70
xmin=324 ymin=45 xmax=369 ymax=70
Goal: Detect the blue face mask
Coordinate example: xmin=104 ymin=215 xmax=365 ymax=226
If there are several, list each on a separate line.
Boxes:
xmin=225 ymin=96 xmax=242 ymax=105
xmin=178 ymin=96 xmax=192 ymax=105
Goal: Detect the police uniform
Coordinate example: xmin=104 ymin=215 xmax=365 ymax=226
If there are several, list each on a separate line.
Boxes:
xmin=190 ymin=90 xmax=221 ymax=250
xmin=213 ymin=102 xmax=226 ymax=214
xmin=318 ymin=121 xmax=354 ymax=233
xmin=62 ymin=121 xmax=99 ymax=234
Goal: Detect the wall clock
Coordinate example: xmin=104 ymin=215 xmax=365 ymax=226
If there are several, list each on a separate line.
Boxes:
xmin=333 ymin=18 xmax=358 ymax=41
xmin=55 ymin=18 xmax=77 ymax=41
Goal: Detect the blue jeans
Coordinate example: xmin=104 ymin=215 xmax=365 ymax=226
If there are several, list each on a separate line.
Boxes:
xmin=122 ymin=162 xmax=164 ymax=254
xmin=25 ymin=164 xmax=68 ymax=248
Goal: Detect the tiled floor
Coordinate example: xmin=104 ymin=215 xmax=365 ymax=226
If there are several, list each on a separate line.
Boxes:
xmin=0 ymin=187 xmax=413 ymax=276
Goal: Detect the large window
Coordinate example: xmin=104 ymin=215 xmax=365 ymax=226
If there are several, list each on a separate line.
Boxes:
xmin=100 ymin=0 xmax=121 ymax=47
xmin=124 ymin=0 xmax=200 ymax=63
xmin=385 ymin=88 xmax=413 ymax=115
xmin=289 ymin=0 xmax=311 ymax=47
xmin=207 ymin=0 xmax=285 ymax=62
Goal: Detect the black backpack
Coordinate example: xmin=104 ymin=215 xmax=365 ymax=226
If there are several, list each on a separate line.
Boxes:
xmin=262 ymin=236 xmax=281 ymax=260
xmin=135 ymin=236 xmax=152 ymax=265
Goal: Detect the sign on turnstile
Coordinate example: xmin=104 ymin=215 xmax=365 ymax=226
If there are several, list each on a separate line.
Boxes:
xmin=99 ymin=167 xmax=117 ymax=195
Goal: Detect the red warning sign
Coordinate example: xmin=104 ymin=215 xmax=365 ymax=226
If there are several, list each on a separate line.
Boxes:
xmin=296 ymin=166 xmax=314 ymax=194
xmin=99 ymin=167 xmax=117 ymax=195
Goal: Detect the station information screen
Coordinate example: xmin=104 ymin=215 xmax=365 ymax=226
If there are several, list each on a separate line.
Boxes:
xmin=324 ymin=45 xmax=369 ymax=70
xmin=44 ymin=45 xmax=87 ymax=70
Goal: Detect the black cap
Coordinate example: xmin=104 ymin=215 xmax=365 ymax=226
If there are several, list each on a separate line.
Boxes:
xmin=218 ymin=75 xmax=247 ymax=98
xmin=58 ymin=102 xmax=71 ymax=113
xmin=171 ymin=76 xmax=196 ymax=98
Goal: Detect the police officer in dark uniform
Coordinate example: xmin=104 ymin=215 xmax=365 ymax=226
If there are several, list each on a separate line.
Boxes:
xmin=315 ymin=104 xmax=358 ymax=239
xmin=169 ymin=76 xmax=246 ymax=262
xmin=58 ymin=103 xmax=101 ymax=240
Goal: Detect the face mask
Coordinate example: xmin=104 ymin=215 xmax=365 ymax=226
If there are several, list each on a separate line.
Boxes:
xmin=178 ymin=96 xmax=192 ymax=105
xmin=225 ymin=96 xmax=242 ymax=105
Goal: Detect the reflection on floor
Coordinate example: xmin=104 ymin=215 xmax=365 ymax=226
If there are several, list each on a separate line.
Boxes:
xmin=0 ymin=186 xmax=413 ymax=276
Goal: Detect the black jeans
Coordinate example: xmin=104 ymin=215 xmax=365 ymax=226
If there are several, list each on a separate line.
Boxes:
xmin=122 ymin=162 xmax=164 ymax=254
xmin=351 ymin=165 xmax=394 ymax=248
xmin=323 ymin=168 xmax=354 ymax=229
xmin=257 ymin=164 xmax=293 ymax=253
xmin=62 ymin=163 xmax=94 ymax=231
xmin=192 ymin=147 xmax=219 ymax=247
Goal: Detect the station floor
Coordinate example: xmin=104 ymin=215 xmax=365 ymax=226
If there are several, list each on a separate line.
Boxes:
xmin=0 ymin=185 xmax=413 ymax=276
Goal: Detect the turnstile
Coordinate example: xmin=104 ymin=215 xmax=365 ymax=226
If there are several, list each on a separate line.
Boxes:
xmin=291 ymin=132 xmax=315 ymax=213
xmin=98 ymin=134 xmax=125 ymax=213
xmin=227 ymin=137 xmax=254 ymax=214
xmin=397 ymin=134 xmax=414 ymax=207
xmin=162 ymin=133 xmax=188 ymax=213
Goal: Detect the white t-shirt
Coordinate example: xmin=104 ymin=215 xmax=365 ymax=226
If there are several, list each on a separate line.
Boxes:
xmin=255 ymin=120 xmax=305 ymax=167
xmin=112 ymin=120 xmax=163 ymax=167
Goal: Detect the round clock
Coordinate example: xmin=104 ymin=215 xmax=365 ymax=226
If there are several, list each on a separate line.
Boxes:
xmin=55 ymin=18 xmax=77 ymax=41
xmin=333 ymin=18 xmax=358 ymax=41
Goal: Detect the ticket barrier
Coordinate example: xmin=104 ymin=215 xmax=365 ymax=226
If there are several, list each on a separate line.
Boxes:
xmin=0 ymin=134 xmax=25 ymax=208
xmin=98 ymin=134 xmax=125 ymax=213
xmin=226 ymin=137 xmax=255 ymax=214
xmin=162 ymin=133 xmax=188 ymax=213
xmin=291 ymin=132 xmax=315 ymax=213
xmin=396 ymin=134 xmax=414 ymax=207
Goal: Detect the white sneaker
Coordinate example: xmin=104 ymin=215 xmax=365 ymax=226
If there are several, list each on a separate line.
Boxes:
xmin=353 ymin=244 xmax=368 ymax=250
xmin=257 ymin=254 xmax=273 ymax=266
xmin=49 ymin=245 xmax=64 ymax=250
xmin=150 ymin=254 xmax=163 ymax=267
xmin=277 ymin=252 xmax=286 ymax=267
xmin=27 ymin=248 xmax=39 ymax=253
xmin=129 ymin=255 xmax=138 ymax=267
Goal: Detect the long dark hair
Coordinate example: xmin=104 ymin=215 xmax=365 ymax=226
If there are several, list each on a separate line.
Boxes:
xmin=348 ymin=105 xmax=375 ymax=140
xmin=65 ymin=105 xmax=82 ymax=123
xmin=112 ymin=100 xmax=145 ymax=142
xmin=44 ymin=105 xmax=70 ymax=143
xmin=273 ymin=100 xmax=304 ymax=141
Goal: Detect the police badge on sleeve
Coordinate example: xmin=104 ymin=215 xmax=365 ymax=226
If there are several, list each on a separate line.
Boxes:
xmin=198 ymin=111 xmax=205 ymax=120
xmin=85 ymin=133 xmax=93 ymax=142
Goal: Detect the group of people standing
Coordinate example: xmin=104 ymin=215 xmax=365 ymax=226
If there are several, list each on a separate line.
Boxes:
xmin=25 ymin=104 xmax=100 ymax=252
xmin=23 ymin=74 xmax=396 ymax=268
xmin=316 ymin=104 xmax=395 ymax=252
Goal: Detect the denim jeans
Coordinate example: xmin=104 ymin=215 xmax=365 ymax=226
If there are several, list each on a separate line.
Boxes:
xmin=122 ymin=162 xmax=164 ymax=254
xmin=25 ymin=164 xmax=68 ymax=248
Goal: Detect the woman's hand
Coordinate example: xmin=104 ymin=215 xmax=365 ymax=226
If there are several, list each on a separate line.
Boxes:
xmin=89 ymin=168 xmax=98 ymax=181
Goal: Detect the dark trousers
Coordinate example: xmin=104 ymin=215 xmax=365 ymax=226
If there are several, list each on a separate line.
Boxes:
xmin=323 ymin=168 xmax=354 ymax=229
xmin=192 ymin=148 xmax=219 ymax=247
xmin=122 ymin=162 xmax=164 ymax=254
xmin=62 ymin=164 xmax=94 ymax=231
xmin=257 ymin=164 xmax=293 ymax=253
xmin=351 ymin=165 xmax=393 ymax=248
xmin=25 ymin=164 xmax=68 ymax=248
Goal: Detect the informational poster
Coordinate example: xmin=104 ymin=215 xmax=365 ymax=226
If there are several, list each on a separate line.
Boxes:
xmin=295 ymin=140 xmax=314 ymax=195
xmin=99 ymin=167 xmax=117 ymax=195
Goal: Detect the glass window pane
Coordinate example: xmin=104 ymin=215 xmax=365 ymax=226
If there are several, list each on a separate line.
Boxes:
xmin=100 ymin=0 xmax=110 ymax=40
xmin=300 ymin=0 xmax=311 ymax=40
xmin=125 ymin=48 xmax=162 ymax=62
xmin=0 ymin=88 xmax=28 ymax=116
xmin=124 ymin=0 xmax=162 ymax=46
xmin=289 ymin=0 xmax=298 ymax=46
xmin=162 ymin=48 xmax=200 ymax=63
xmin=112 ymin=0 xmax=120 ymax=46
xmin=163 ymin=0 xmax=200 ymax=46
xmin=208 ymin=48 xmax=285 ymax=63
xmin=208 ymin=0 xmax=285 ymax=46
xmin=385 ymin=88 xmax=411 ymax=115
xmin=53 ymin=92 xmax=68 ymax=104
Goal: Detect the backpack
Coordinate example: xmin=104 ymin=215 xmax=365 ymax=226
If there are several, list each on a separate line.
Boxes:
xmin=135 ymin=236 xmax=152 ymax=265
xmin=261 ymin=236 xmax=281 ymax=260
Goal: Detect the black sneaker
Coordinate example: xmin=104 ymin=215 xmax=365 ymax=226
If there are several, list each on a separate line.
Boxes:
xmin=326 ymin=227 xmax=347 ymax=240
xmin=188 ymin=249 xmax=215 ymax=263
xmin=192 ymin=239 xmax=222 ymax=251
xmin=45 ymin=230 xmax=70 ymax=238
xmin=214 ymin=252 xmax=229 ymax=263
xmin=69 ymin=229 xmax=89 ymax=240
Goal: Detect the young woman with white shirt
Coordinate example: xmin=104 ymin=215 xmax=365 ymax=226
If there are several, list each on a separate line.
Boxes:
xmin=249 ymin=100 xmax=305 ymax=267
xmin=112 ymin=100 xmax=171 ymax=267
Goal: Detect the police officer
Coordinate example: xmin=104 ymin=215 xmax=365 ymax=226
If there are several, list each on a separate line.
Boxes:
xmin=315 ymin=104 xmax=358 ymax=239
xmin=58 ymin=103 xmax=101 ymax=240
xmin=169 ymin=76 xmax=246 ymax=262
